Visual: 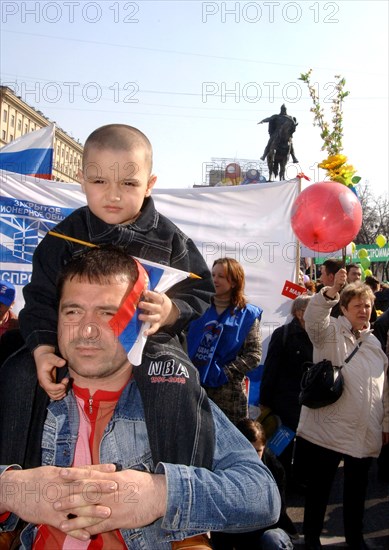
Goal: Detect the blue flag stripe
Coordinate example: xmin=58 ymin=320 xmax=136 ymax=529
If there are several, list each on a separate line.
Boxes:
xmin=143 ymin=264 xmax=164 ymax=291
xmin=117 ymin=264 xmax=164 ymax=354
xmin=0 ymin=149 xmax=53 ymax=175
xmin=118 ymin=310 xmax=143 ymax=350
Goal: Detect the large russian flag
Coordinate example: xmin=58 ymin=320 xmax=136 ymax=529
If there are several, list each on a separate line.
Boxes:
xmin=110 ymin=258 xmax=191 ymax=366
xmin=0 ymin=125 xmax=54 ymax=179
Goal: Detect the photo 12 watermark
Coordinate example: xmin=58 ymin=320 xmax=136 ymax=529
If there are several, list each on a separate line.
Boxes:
xmin=201 ymin=80 xmax=342 ymax=104
xmin=1 ymin=81 xmax=140 ymax=104
xmin=201 ymin=240 xmax=300 ymax=264
xmin=1 ymin=1 xmax=140 ymax=24
xmin=201 ymin=2 xmax=340 ymax=24
xmin=201 ymin=160 xmax=322 ymax=186
xmin=0 ymin=479 xmax=139 ymax=505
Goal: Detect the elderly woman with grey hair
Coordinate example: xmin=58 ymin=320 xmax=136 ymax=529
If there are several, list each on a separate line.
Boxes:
xmin=260 ymin=294 xmax=313 ymax=480
xmin=297 ymin=269 xmax=389 ymax=550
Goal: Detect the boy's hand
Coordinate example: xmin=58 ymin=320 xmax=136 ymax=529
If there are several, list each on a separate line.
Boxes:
xmin=138 ymin=290 xmax=179 ymax=336
xmin=34 ymin=345 xmax=69 ymax=400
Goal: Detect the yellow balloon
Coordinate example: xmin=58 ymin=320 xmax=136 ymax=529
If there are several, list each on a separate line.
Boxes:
xmin=364 ymin=269 xmax=373 ymax=277
xmin=375 ymin=234 xmax=387 ymax=248
xmin=358 ymin=248 xmax=369 ymax=259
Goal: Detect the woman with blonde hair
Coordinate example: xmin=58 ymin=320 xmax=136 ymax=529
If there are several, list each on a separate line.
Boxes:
xmin=187 ymin=258 xmax=262 ymax=424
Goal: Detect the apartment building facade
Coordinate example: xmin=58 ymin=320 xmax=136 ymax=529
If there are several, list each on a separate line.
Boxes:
xmin=0 ymin=86 xmax=83 ymax=182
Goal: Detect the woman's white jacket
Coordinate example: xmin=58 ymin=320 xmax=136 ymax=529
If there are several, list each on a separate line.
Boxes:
xmin=297 ymin=289 xmax=389 ymax=458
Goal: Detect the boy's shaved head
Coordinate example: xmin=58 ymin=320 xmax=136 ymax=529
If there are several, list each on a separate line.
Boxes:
xmin=83 ymin=124 xmax=153 ymax=174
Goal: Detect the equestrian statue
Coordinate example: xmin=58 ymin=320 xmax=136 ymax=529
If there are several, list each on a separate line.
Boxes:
xmin=258 ymin=104 xmax=299 ymax=181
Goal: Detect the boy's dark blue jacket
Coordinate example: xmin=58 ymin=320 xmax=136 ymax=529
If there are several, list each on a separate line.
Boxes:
xmin=19 ymin=196 xmax=214 ymax=351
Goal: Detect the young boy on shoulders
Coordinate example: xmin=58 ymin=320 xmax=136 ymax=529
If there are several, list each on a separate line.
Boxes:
xmin=19 ymin=124 xmax=215 ymax=549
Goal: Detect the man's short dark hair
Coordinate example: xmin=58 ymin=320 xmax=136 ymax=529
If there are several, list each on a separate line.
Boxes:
xmin=365 ymin=275 xmax=380 ymax=292
xmin=322 ymin=259 xmax=343 ymax=276
xmin=236 ymin=418 xmax=266 ymax=445
xmin=346 ymin=263 xmax=361 ymax=273
xmin=57 ymin=245 xmax=138 ymax=300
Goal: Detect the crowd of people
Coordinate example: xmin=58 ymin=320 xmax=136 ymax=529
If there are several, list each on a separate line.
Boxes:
xmin=0 ymin=123 xmax=388 ymax=550
xmin=262 ymin=264 xmax=389 ymax=550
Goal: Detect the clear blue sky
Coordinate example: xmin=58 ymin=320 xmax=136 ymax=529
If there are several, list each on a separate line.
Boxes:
xmin=1 ymin=0 xmax=388 ymax=196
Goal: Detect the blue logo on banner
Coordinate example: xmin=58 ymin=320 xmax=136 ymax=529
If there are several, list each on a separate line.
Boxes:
xmin=0 ymin=196 xmax=74 ymax=264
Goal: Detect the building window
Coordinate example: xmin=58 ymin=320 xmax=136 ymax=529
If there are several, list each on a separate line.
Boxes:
xmin=3 ymin=110 xmax=7 ymax=122
xmin=24 ymin=124 xmax=28 ymax=134
xmin=2 ymin=130 xmax=6 ymax=141
xmin=10 ymin=134 xmax=14 ymax=141
xmin=11 ymin=115 xmax=15 ymax=127
xmin=17 ymin=120 xmax=21 ymax=131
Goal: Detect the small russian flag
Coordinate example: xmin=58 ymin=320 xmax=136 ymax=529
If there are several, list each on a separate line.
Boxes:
xmin=110 ymin=257 xmax=191 ymax=366
xmin=0 ymin=125 xmax=55 ymax=179
xmin=47 ymin=231 xmax=193 ymax=367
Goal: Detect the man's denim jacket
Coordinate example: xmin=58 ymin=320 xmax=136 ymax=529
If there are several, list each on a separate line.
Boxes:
xmin=1 ymin=381 xmax=280 ymax=549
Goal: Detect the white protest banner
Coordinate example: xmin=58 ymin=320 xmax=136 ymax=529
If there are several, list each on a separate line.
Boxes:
xmin=0 ymin=170 xmax=299 ymax=355
xmin=153 ymin=181 xmax=300 ymax=350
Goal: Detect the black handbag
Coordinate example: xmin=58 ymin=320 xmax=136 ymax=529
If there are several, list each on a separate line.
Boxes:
xmin=299 ymin=342 xmax=362 ymax=409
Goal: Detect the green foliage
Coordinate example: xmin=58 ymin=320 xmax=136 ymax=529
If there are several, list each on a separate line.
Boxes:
xmin=299 ymin=69 xmax=350 ymax=157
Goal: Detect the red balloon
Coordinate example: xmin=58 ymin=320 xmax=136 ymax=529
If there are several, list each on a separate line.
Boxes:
xmin=291 ymin=181 xmax=362 ymax=252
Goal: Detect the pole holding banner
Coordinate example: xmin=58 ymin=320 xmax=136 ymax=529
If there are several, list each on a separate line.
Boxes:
xmin=294 ymin=173 xmax=310 ymax=284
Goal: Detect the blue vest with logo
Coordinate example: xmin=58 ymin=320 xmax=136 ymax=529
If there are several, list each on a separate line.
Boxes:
xmin=188 ymin=303 xmax=262 ymax=387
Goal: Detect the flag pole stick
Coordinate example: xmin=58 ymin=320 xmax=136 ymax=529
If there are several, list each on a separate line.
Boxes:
xmin=295 ymin=176 xmax=302 ymax=284
xmin=48 ymin=231 xmax=201 ymax=279
xmin=342 ymin=246 xmax=347 ymax=266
